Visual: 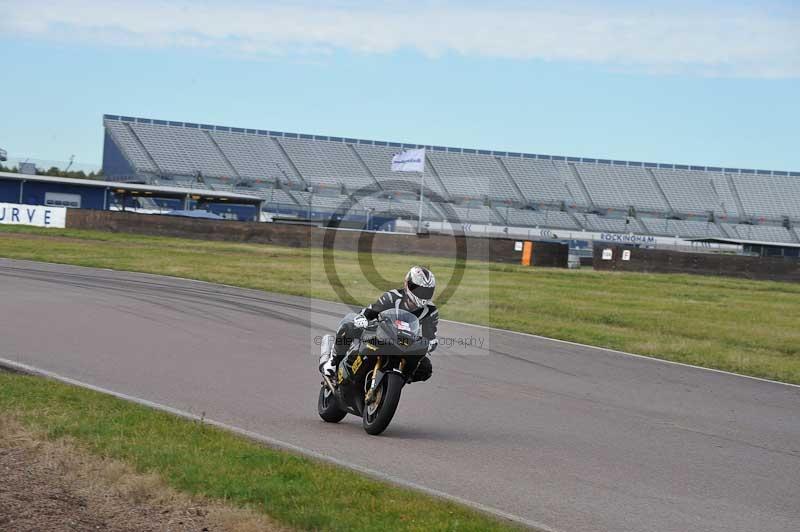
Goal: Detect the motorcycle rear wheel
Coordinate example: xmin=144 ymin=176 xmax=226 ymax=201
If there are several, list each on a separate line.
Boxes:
xmin=362 ymin=372 xmax=404 ymax=435
xmin=318 ymin=384 xmax=347 ymax=423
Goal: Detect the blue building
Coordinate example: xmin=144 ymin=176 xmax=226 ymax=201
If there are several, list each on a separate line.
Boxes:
xmin=0 ymin=171 xmax=263 ymax=221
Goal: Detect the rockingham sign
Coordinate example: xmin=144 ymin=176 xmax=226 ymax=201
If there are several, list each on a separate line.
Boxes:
xmin=597 ymin=232 xmax=657 ymax=245
xmin=0 ymin=202 xmax=66 ymax=228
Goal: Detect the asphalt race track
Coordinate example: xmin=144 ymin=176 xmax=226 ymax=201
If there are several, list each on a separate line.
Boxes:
xmin=1 ymin=259 xmax=799 ymax=532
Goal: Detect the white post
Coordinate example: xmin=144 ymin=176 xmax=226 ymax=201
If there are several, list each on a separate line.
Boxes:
xmin=417 ymin=169 xmax=425 ymax=233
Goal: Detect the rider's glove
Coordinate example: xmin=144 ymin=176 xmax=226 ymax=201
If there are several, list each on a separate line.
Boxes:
xmin=428 ymin=338 xmax=438 ymax=353
xmin=353 ymin=314 xmax=369 ymax=329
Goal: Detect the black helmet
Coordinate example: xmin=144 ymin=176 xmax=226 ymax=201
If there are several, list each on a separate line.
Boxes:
xmin=403 ymin=266 xmax=435 ymax=309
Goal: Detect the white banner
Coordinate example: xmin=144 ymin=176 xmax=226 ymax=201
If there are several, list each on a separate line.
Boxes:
xmin=391 ymin=148 xmax=426 ymax=173
xmin=0 ymin=202 xmax=66 ymax=228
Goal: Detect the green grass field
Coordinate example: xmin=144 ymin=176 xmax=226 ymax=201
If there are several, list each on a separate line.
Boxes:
xmin=0 ymin=371 xmax=522 ymax=531
xmin=2 ymin=225 xmax=799 ymax=384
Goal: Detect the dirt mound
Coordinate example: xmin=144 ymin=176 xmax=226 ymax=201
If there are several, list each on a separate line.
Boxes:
xmin=0 ymin=415 xmax=285 ymax=532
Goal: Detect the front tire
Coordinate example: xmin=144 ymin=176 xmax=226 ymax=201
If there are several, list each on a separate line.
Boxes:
xmin=318 ymin=385 xmax=347 ymax=423
xmin=362 ymin=372 xmax=404 ymax=435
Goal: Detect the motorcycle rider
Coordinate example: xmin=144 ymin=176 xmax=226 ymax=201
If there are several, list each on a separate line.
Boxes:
xmin=320 ymin=266 xmax=438 ymax=382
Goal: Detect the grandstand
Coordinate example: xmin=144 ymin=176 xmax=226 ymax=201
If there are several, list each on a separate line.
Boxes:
xmin=102 ymin=115 xmax=800 ymax=243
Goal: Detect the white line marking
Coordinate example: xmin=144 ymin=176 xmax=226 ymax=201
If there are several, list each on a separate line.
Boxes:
xmin=4 ymin=257 xmax=799 ymax=390
xmin=0 ymin=357 xmax=556 ymax=532
xmin=441 ymin=318 xmax=800 ymax=390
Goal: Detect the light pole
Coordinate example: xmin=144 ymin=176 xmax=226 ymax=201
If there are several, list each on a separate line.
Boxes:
xmin=417 ymin=170 xmax=425 ymax=233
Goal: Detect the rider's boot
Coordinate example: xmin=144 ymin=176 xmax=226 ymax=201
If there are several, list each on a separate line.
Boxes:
xmin=319 ymin=334 xmax=351 ymax=378
xmin=318 ymin=334 xmax=337 ymax=377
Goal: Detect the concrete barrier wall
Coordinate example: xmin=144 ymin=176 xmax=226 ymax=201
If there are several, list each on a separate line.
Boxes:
xmin=66 ymin=210 xmax=569 ymax=267
xmin=593 ymin=245 xmax=800 ymax=282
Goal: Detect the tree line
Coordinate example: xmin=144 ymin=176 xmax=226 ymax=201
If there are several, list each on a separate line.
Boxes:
xmin=0 ymin=163 xmax=103 ymax=180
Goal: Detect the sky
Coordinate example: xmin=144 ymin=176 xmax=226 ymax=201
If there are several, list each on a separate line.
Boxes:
xmin=0 ymin=0 xmax=798 ymax=171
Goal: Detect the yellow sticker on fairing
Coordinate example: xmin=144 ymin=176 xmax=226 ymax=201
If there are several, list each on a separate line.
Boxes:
xmin=351 ymin=355 xmax=363 ymax=373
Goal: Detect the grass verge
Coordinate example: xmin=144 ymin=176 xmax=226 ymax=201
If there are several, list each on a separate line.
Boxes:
xmin=1 ymin=225 xmax=800 ymax=384
xmin=0 ymin=370 xmax=523 ymax=531
xmin=0 ymin=410 xmax=286 ymax=532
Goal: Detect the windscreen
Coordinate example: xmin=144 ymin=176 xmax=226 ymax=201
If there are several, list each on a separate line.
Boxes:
xmin=379 ymin=308 xmax=421 ymax=338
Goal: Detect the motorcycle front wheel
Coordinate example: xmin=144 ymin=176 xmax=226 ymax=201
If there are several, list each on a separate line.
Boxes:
xmin=318 ymin=384 xmax=347 ymax=423
xmin=362 ymin=372 xmax=404 ymax=435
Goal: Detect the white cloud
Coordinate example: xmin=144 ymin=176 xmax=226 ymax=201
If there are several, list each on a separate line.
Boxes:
xmin=1 ymin=0 xmax=798 ymax=78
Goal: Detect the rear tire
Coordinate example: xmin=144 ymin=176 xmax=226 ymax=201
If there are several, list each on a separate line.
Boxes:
xmin=318 ymin=384 xmax=347 ymax=423
xmin=362 ymin=372 xmax=404 ymax=435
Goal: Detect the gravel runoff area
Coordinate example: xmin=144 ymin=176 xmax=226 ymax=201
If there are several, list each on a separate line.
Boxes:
xmin=0 ymin=413 xmax=287 ymax=532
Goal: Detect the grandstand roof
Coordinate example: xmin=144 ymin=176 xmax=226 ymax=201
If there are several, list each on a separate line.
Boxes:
xmin=686 ymin=236 xmax=800 ymax=249
xmin=0 ymin=171 xmax=262 ymax=204
xmin=103 ymin=114 xmax=799 ymax=177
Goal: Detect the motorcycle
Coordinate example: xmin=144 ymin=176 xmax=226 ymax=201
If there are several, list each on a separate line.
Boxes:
xmin=317 ymin=309 xmax=429 ymax=435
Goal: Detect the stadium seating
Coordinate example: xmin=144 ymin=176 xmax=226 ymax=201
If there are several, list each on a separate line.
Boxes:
xmin=279 ymin=137 xmax=379 ymax=191
xmin=130 ymin=123 xmax=233 ymax=178
xmin=652 ymin=169 xmax=733 ymax=218
xmin=639 ymin=217 xmax=723 ymax=238
xmin=438 ymin=203 xmax=503 ymax=224
xmin=210 ymin=131 xmax=299 ymax=184
xmin=265 ymin=189 xmax=300 ymax=206
xmin=724 ymin=223 xmax=798 ymax=243
xmin=105 ymin=120 xmax=160 ymax=174
xmin=102 ymin=116 xmax=800 ymax=243
xmin=291 ymin=191 xmax=353 ymax=212
xmin=352 ymin=144 xmax=451 ymax=199
xmin=505 ymin=208 xmax=581 ymax=230
xmin=500 ymin=157 xmax=588 ymax=207
xmin=427 ymin=151 xmax=518 ymax=201
xmin=354 ymin=196 xmax=445 ymax=221
xmin=731 ymin=174 xmax=800 ymax=221
xmin=575 ymin=163 xmax=667 ymax=212
xmin=577 ymin=213 xmax=645 ymax=234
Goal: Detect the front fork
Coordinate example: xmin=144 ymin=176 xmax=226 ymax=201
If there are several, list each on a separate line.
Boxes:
xmin=365 ymin=356 xmax=381 ymax=404
xmin=321 ymin=374 xmax=337 ymax=394
xmin=365 ymin=357 xmax=406 ymax=404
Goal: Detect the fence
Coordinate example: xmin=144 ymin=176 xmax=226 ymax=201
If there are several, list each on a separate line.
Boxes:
xmin=66 ymin=209 xmax=568 ymax=267
xmin=593 ymin=245 xmax=800 ymax=282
